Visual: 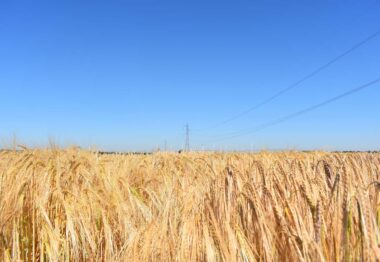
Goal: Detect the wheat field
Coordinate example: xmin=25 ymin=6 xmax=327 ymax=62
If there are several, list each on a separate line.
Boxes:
xmin=0 ymin=148 xmax=379 ymax=261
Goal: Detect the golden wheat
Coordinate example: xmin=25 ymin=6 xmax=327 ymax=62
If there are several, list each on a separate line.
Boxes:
xmin=0 ymin=148 xmax=379 ymax=261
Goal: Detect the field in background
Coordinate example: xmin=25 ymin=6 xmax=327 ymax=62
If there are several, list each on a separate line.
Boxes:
xmin=0 ymin=149 xmax=380 ymax=261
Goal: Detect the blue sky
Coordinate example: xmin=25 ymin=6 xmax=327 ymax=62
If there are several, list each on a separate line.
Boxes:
xmin=1 ymin=0 xmax=379 ymax=151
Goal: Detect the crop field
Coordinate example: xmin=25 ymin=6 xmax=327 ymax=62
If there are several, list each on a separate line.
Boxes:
xmin=0 ymin=149 xmax=380 ymax=261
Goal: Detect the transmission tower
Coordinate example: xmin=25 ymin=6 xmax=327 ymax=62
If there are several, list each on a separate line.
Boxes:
xmin=185 ymin=124 xmax=190 ymax=151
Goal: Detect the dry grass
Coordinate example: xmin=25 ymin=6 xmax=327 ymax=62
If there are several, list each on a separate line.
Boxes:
xmin=0 ymin=148 xmax=380 ymax=261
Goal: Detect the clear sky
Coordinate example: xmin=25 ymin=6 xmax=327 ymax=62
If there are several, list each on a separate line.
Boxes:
xmin=1 ymin=0 xmax=379 ymax=151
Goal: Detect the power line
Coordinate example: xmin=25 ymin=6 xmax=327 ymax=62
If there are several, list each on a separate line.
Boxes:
xmin=185 ymin=124 xmax=190 ymax=151
xmin=198 ymin=77 xmax=380 ymax=143
xmin=194 ymin=28 xmax=380 ymax=132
